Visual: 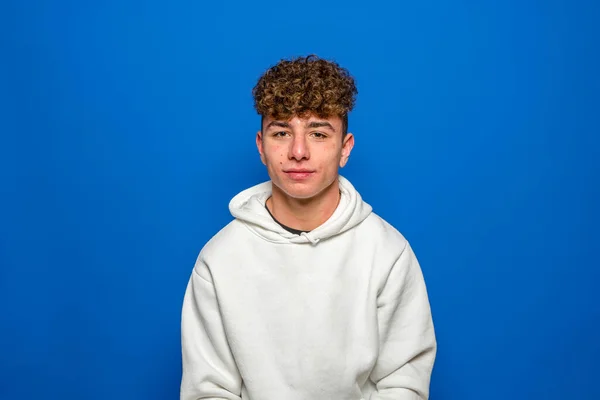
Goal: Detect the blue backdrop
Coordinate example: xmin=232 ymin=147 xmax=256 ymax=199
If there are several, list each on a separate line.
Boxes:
xmin=1 ymin=0 xmax=599 ymax=399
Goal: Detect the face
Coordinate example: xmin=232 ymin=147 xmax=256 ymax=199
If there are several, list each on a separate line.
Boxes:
xmin=256 ymin=114 xmax=354 ymax=200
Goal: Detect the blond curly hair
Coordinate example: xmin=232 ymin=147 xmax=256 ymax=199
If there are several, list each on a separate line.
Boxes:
xmin=253 ymin=55 xmax=357 ymax=134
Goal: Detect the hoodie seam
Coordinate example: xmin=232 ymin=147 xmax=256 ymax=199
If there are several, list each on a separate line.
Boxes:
xmin=192 ymin=266 xmax=214 ymax=285
xmin=377 ymin=240 xmax=409 ymax=297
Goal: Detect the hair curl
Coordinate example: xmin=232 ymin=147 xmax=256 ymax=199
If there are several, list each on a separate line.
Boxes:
xmin=252 ymin=55 xmax=357 ymax=133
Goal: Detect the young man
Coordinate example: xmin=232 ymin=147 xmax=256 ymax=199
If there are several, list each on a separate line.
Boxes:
xmin=180 ymin=55 xmax=436 ymax=400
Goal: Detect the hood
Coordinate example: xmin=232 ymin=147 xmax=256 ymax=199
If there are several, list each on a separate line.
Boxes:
xmin=228 ymin=176 xmax=372 ymax=245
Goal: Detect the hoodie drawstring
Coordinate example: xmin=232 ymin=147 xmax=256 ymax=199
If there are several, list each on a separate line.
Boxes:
xmin=301 ymin=232 xmax=320 ymax=245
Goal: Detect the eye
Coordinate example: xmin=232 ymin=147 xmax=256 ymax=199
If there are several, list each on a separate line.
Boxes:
xmin=311 ymin=131 xmax=327 ymax=139
xmin=273 ymin=131 xmax=289 ymax=137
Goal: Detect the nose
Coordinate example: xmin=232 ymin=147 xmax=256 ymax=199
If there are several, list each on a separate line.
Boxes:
xmin=289 ymin=134 xmax=310 ymax=161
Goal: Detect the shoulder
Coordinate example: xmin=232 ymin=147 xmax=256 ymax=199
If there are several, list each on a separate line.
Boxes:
xmin=359 ymin=212 xmax=409 ymax=254
xmin=359 ymin=213 xmax=423 ymax=292
xmin=191 ymin=219 xmax=248 ymax=275
xmin=201 ymin=219 xmax=247 ymax=255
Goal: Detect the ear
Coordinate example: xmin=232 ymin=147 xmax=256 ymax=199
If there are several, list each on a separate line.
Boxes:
xmin=339 ymin=133 xmax=355 ymax=168
xmin=256 ymin=130 xmax=266 ymax=165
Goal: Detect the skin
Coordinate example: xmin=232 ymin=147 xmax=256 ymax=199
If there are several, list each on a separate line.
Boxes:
xmin=256 ymin=113 xmax=354 ymax=232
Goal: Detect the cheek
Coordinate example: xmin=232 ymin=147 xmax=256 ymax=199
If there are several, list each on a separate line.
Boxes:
xmin=265 ymin=145 xmax=280 ymax=159
xmin=265 ymin=145 xmax=285 ymax=167
xmin=322 ymin=144 xmax=343 ymax=167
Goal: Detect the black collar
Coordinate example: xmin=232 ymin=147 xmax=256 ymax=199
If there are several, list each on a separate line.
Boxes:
xmin=265 ymin=204 xmax=310 ymax=235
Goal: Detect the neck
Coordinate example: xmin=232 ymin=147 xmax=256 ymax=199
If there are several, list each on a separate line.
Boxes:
xmin=267 ymin=179 xmax=341 ymax=232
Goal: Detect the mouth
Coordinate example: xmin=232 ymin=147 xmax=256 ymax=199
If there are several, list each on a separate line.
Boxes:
xmin=284 ymin=170 xmax=315 ymax=180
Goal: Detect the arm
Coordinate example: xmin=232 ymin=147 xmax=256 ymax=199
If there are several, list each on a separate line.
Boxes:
xmin=180 ymin=259 xmax=242 ymax=400
xmin=369 ymin=242 xmax=437 ymax=400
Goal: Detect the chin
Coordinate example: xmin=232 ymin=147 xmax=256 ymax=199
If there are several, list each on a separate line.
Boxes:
xmin=276 ymin=177 xmax=340 ymax=201
xmin=282 ymin=185 xmax=320 ymax=200
xmin=272 ymin=180 xmax=321 ymax=200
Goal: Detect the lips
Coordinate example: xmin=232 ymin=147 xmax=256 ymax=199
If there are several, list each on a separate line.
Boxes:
xmin=284 ymin=170 xmax=314 ymax=180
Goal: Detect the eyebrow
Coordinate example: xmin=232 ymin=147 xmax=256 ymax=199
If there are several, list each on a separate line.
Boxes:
xmin=306 ymin=121 xmax=336 ymax=132
xmin=265 ymin=120 xmax=336 ymax=131
xmin=265 ymin=121 xmax=290 ymax=129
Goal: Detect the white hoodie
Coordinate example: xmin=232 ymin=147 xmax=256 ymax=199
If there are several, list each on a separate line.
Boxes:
xmin=181 ymin=176 xmax=436 ymax=400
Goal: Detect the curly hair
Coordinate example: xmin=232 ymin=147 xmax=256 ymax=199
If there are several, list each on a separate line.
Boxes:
xmin=252 ymin=55 xmax=357 ymax=134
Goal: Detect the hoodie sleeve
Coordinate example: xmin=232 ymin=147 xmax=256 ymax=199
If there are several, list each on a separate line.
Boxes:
xmin=369 ymin=242 xmax=437 ymax=400
xmin=180 ymin=260 xmax=242 ymax=400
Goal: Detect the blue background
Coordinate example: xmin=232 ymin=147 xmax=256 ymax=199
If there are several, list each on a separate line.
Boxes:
xmin=1 ymin=0 xmax=599 ymax=399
